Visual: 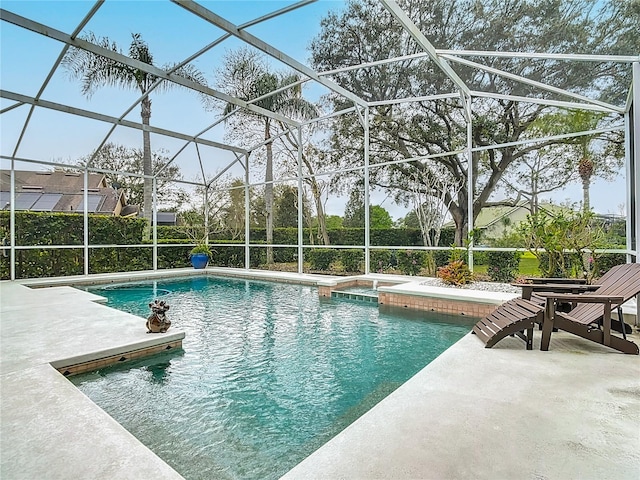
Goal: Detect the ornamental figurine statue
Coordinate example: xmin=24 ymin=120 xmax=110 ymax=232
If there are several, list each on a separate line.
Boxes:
xmin=146 ymin=299 xmax=171 ymax=333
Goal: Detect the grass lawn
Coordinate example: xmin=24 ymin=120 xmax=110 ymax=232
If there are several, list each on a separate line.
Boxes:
xmin=474 ymin=251 xmax=540 ymax=278
xmin=518 ymin=252 xmax=540 ymax=276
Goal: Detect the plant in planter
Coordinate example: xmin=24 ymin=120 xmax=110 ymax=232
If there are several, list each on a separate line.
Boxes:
xmin=190 ymin=244 xmax=213 ymax=269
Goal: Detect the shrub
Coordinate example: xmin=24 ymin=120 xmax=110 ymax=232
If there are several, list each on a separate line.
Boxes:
xmin=249 ymin=247 xmax=266 ymax=268
xmin=370 ymin=249 xmax=392 ymax=273
xmin=156 ymin=225 xmax=189 ymax=240
xmin=437 ymin=260 xmax=473 ymax=286
xmin=370 ymin=228 xmax=423 ymax=246
xmin=306 ymin=248 xmax=337 ymax=271
xmin=432 ymin=249 xmax=450 ymax=268
xmin=397 ymin=250 xmax=426 ymax=276
xmin=537 ymin=252 xmax=576 ymax=278
xmin=273 ymin=246 xmax=297 ymax=263
xmin=340 ymin=249 xmax=363 ymax=273
xmin=214 ymin=246 xmax=245 ymax=268
xmin=592 ymin=253 xmax=626 ymax=279
xmin=190 ymin=244 xmax=213 ymax=256
xmin=486 ymin=250 xmax=522 ymax=283
xmin=518 ymin=209 xmax=605 ymax=279
xmin=473 ymin=251 xmax=488 ymax=265
xmin=157 ymin=242 xmax=191 ymax=269
xmin=448 ymin=247 xmax=467 ymax=264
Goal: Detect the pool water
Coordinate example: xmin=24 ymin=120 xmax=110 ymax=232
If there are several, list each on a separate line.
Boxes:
xmin=74 ymin=276 xmax=474 ymax=480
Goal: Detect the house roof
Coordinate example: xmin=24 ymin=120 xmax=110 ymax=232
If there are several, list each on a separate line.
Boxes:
xmin=474 ymin=203 xmax=525 ymax=229
xmin=0 ymin=170 xmax=129 ymax=215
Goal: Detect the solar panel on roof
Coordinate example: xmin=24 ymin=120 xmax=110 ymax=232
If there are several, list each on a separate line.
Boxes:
xmin=0 ymin=191 xmax=10 ymax=209
xmin=31 ymin=193 xmax=62 ymax=212
xmin=77 ymin=194 xmax=104 ymax=213
xmin=15 ymin=192 xmax=41 ymax=210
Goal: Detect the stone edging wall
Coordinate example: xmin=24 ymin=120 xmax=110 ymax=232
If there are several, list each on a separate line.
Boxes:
xmin=55 ymin=339 xmax=183 ymax=377
xmin=318 ymin=278 xmax=498 ymax=317
xmin=378 ymin=292 xmax=497 ymax=317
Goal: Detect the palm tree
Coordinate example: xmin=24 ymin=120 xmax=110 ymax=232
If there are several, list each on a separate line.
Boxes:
xmin=62 ymin=32 xmax=206 ymax=223
xmin=568 ymin=111 xmax=603 ymax=212
xmin=218 ymin=49 xmax=317 ymax=264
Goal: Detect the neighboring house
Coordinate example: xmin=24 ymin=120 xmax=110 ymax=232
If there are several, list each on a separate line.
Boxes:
xmin=443 ymin=201 xmax=564 ymax=241
xmin=0 ymin=169 xmax=139 ymax=216
xmin=448 ymin=202 xmax=626 ymax=243
xmin=475 ymin=202 xmax=538 ymax=240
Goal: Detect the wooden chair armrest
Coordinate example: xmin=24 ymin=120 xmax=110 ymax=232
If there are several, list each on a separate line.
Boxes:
xmin=512 ymin=284 xmax=599 ymax=291
xmin=522 ymin=277 xmax=588 ymax=285
xmin=515 ymin=283 xmax=600 ymax=301
xmin=537 ymin=293 xmax=624 ymax=304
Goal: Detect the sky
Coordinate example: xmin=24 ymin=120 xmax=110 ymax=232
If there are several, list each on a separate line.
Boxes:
xmin=0 ymin=0 xmax=631 ymax=220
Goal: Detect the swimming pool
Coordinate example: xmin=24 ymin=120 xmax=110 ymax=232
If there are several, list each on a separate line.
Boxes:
xmin=73 ymin=276 xmax=475 ymax=480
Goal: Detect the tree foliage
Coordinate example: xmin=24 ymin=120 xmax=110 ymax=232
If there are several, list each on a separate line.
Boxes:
xmin=215 ymin=48 xmax=318 ymax=261
xmin=62 ymin=32 xmax=206 ymax=222
xmin=343 ymin=189 xmax=393 ymax=228
xmin=370 ymin=206 xmax=394 ymax=229
xmin=324 ymin=215 xmax=344 ymax=229
xmin=343 ymin=189 xmax=365 ymax=227
xmin=311 ymin=0 xmax=638 ymax=245
xmin=77 ymin=142 xmax=186 ymax=211
xmin=274 ymin=185 xmax=299 ymax=228
xmin=518 ymin=207 xmax=605 ymax=278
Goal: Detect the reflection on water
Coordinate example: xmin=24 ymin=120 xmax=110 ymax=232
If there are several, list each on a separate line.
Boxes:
xmin=146 ymin=360 xmax=173 ymax=385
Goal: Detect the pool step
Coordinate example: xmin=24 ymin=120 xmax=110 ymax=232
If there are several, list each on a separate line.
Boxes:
xmin=51 ymin=337 xmax=184 ymax=377
xmin=331 ymin=290 xmax=378 ymax=304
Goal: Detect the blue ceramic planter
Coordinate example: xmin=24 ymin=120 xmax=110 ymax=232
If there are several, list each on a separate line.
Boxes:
xmin=190 ymin=253 xmax=209 ymax=269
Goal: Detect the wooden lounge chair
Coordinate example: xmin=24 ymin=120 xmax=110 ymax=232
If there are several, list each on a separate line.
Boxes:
xmin=473 ymin=280 xmax=598 ymax=350
xmin=539 ymin=263 xmax=640 ymax=355
xmin=473 ymin=298 xmax=543 ymax=350
xmin=473 ymin=263 xmax=639 ymax=353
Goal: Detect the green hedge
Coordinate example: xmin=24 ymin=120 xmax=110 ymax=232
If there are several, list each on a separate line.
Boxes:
xmin=0 ymin=211 xmax=148 ymax=279
xmin=0 ymin=210 xmax=147 ymax=246
xmin=156 ymin=225 xmax=190 ymax=240
xmin=307 ymin=249 xmax=337 ymax=270
xmin=247 ymin=227 xmax=452 ymax=247
xmin=1 ymin=248 xmax=85 ymax=279
xmin=397 ymin=250 xmax=427 ymax=276
xmin=592 ymin=253 xmax=626 ymax=279
xmin=370 ymin=249 xmax=393 ymax=273
xmin=340 ymin=249 xmax=364 ymax=273
xmin=0 ymin=210 xmax=461 ymax=279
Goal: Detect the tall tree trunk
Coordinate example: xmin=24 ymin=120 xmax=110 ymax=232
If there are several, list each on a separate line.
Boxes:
xmin=453 ymin=222 xmax=464 ymax=246
xmin=264 ymin=119 xmax=274 ymax=265
xmin=447 ymin=187 xmax=467 ymax=248
xmin=312 ymin=180 xmax=329 ymax=245
xmin=578 ymin=156 xmax=593 ymax=212
xmin=141 ymin=97 xmax=153 ymax=240
xmin=304 ymin=171 xmax=329 ymax=245
xmin=582 ymin=177 xmax=590 ymax=212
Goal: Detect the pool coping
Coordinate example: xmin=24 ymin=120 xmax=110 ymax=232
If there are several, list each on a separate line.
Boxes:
xmin=0 ymin=280 xmax=187 ymax=479
xmin=2 ymin=268 xmax=639 ymax=479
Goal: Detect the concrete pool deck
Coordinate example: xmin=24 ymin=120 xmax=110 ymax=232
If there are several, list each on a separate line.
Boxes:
xmin=0 ymin=280 xmax=186 ymax=479
xmin=1 ymin=269 xmax=639 ymax=479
